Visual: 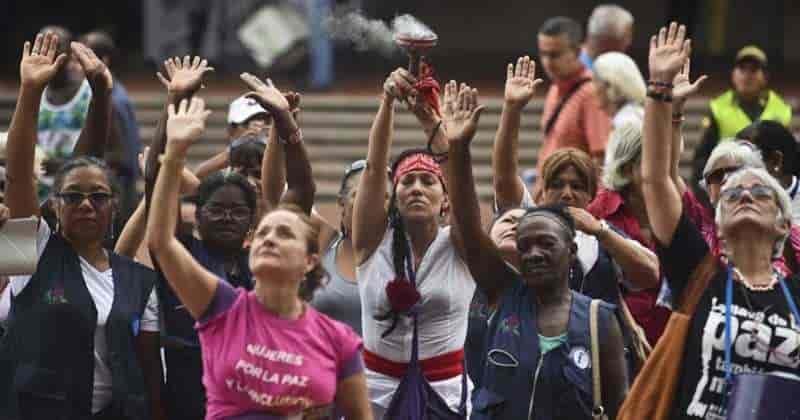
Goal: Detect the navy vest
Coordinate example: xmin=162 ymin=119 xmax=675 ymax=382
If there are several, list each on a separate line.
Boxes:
xmin=0 ymin=233 xmax=155 ymax=420
xmin=156 ymin=234 xmax=252 ymax=348
xmin=155 ymin=235 xmax=252 ymax=420
xmin=470 ymin=281 xmax=615 ymax=420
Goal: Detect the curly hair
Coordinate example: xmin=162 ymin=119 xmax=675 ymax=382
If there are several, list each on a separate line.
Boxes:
xmin=540 ymin=147 xmax=599 ymax=198
xmin=195 ymin=171 xmax=258 ymax=217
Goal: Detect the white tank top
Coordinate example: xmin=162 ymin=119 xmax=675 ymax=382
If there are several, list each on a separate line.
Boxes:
xmin=357 ymin=226 xmax=476 ymax=362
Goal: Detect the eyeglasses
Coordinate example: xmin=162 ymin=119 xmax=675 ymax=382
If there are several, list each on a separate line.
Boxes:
xmin=57 ymin=191 xmax=113 ymax=207
xmin=202 ymin=205 xmax=252 ymax=221
xmin=720 ymin=185 xmax=776 ymax=203
xmin=703 ymin=166 xmax=742 ymax=187
xmin=339 ymin=159 xmax=391 ymax=195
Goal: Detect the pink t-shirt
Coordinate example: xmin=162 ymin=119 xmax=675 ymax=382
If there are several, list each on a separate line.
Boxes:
xmin=197 ymin=282 xmax=363 ymax=419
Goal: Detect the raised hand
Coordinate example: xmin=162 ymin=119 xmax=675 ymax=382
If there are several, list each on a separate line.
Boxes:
xmin=672 ymin=58 xmax=708 ymax=110
xmin=383 ymin=68 xmax=418 ymax=103
xmin=504 ymin=56 xmax=543 ymax=110
xmin=442 ymin=80 xmax=485 ymax=144
xmin=648 ymin=22 xmax=691 ymax=83
xmin=156 ymin=56 xmax=214 ymax=96
xmin=240 ymin=73 xmax=291 ymax=114
xmin=71 ymin=42 xmax=113 ymax=93
xmin=19 ymin=32 xmax=67 ymax=90
xmin=166 ymin=97 xmax=212 ymax=156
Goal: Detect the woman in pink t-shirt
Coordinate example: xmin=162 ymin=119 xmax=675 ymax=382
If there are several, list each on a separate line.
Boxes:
xmin=146 ymin=77 xmax=372 ymax=419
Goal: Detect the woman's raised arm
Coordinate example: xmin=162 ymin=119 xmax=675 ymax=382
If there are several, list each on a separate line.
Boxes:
xmin=6 ymin=33 xmax=67 ymax=218
xmin=642 ymin=23 xmax=691 ymax=246
xmin=147 ymin=97 xmax=219 ymax=320
xmin=352 ymin=69 xmax=414 ymax=264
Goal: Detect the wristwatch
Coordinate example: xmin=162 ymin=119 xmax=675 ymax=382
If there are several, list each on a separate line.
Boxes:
xmin=596 ymin=220 xmax=609 ymax=238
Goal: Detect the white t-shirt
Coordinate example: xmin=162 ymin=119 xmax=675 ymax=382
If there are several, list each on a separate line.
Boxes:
xmin=9 ymin=221 xmax=160 ymax=414
xmin=38 ymin=79 xmax=93 ymax=160
xmin=357 ymin=226 xmax=475 ymax=411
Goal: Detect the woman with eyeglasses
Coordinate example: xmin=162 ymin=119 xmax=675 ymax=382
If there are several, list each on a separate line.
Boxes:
xmin=641 ymin=23 xmax=800 ymax=419
xmin=0 ymin=33 xmax=164 ymax=420
xmin=147 ymin=83 xmax=371 ymax=418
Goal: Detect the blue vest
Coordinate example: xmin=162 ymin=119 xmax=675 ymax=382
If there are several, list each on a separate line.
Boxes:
xmin=156 ymin=234 xmax=253 ymax=348
xmin=0 ymin=233 xmax=155 ymax=420
xmin=471 ymin=281 xmax=615 ymax=420
xmin=155 ymin=235 xmax=253 ymax=420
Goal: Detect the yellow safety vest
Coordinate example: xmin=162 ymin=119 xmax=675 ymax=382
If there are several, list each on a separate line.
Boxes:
xmin=709 ymin=89 xmax=792 ymax=140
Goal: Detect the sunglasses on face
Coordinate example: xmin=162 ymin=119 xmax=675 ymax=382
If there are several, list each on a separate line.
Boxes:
xmin=704 ymin=166 xmax=742 ymax=187
xmin=202 ymin=205 xmax=251 ymax=221
xmin=720 ymin=184 xmax=775 ymax=203
xmin=57 ymin=191 xmax=113 ymax=207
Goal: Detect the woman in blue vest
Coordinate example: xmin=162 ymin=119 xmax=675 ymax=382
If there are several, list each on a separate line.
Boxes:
xmin=0 ymin=33 xmax=163 ymax=420
xmin=445 ymin=86 xmax=628 ymax=419
xmin=117 ymin=56 xmax=260 ymax=420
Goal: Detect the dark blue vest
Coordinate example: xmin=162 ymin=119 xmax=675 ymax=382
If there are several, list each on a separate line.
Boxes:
xmin=155 ymin=235 xmax=252 ymax=420
xmin=0 ymin=233 xmax=155 ymax=420
xmin=156 ymin=234 xmax=252 ymax=348
xmin=470 ymin=280 xmax=615 ymax=420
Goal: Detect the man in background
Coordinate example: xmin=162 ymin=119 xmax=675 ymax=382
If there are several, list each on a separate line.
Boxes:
xmin=81 ymin=30 xmax=143 ymax=220
xmin=537 ymin=16 xmax=611 ymax=170
xmin=691 ymin=45 xmax=792 ymax=182
xmin=580 ymin=4 xmax=634 ymax=71
xmin=37 ymin=26 xmax=91 ymax=166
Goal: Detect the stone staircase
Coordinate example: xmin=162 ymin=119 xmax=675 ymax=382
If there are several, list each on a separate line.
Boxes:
xmin=0 ymin=93 xmax=794 ymax=202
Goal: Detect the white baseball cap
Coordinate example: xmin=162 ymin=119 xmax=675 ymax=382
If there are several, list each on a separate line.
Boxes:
xmin=227 ymin=95 xmax=269 ymax=125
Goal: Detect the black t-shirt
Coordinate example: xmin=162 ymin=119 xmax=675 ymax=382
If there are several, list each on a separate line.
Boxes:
xmin=659 ymin=212 xmax=800 ymax=420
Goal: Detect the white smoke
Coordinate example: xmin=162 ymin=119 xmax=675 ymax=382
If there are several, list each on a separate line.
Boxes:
xmin=326 ymin=12 xmax=436 ymax=58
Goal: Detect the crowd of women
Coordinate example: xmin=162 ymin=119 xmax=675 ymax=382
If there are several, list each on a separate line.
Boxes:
xmin=0 ymin=19 xmax=799 ymax=420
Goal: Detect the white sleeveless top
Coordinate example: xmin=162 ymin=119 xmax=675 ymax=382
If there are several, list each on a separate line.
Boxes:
xmin=357 ymin=226 xmax=475 ymax=410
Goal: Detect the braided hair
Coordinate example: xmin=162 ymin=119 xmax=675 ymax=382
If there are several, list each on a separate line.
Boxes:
xmin=376 ymin=148 xmax=444 ymax=336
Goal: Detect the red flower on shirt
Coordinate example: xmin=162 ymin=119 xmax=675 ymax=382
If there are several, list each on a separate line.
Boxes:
xmin=385 ymin=277 xmax=421 ymax=314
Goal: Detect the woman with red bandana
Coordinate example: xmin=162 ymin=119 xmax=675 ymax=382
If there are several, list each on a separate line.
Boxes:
xmin=352 ymin=69 xmax=476 ymax=418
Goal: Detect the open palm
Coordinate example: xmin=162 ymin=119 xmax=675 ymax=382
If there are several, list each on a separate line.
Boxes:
xmin=166 ymin=97 xmax=212 ymax=156
xmin=20 ymin=32 xmax=67 ymax=89
xmin=648 ymin=22 xmax=691 ymax=82
xmin=240 ymin=73 xmax=291 ymax=114
xmin=72 ymin=42 xmax=113 ymax=92
xmin=672 ymin=58 xmax=707 ymax=105
xmin=504 ymin=56 xmax=542 ymax=109
xmin=443 ymin=80 xmax=485 ymax=144
xmin=157 ymin=56 xmax=214 ymax=95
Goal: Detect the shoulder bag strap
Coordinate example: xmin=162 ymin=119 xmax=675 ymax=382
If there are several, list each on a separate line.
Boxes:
xmin=543 ymin=78 xmax=590 ymax=135
xmin=589 ymin=299 xmax=607 ymax=419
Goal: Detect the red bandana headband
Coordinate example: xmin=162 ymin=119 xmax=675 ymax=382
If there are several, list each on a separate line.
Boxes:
xmin=393 ymin=153 xmax=443 ymax=185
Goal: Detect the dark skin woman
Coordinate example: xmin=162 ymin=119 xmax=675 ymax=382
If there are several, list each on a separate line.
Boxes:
xmin=0 ymin=32 xmax=164 ymax=419
xmin=446 ymin=86 xmax=627 ymax=419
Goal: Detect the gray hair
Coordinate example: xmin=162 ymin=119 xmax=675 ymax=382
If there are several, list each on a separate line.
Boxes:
xmin=594 ymin=52 xmax=646 ymax=105
xmin=587 ymin=4 xmax=634 ymax=38
xmin=702 ymin=139 xmax=765 ymax=181
xmin=602 ymin=122 xmax=642 ymax=191
xmin=715 ymin=167 xmax=792 ymax=258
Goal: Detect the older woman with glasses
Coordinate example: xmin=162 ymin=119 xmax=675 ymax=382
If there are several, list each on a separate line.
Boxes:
xmin=0 ymin=33 xmax=164 ymax=420
xmin=641 ymin=23 xmax=800 ymax=419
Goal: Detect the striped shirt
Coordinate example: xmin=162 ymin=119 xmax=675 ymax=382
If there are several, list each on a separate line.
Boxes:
xmin=537 ymin=68 xmax=611 ymax=170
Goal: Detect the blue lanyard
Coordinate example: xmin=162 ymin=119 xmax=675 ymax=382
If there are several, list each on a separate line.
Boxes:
xmin=724 ymin=266 xmax=800 ymax=384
